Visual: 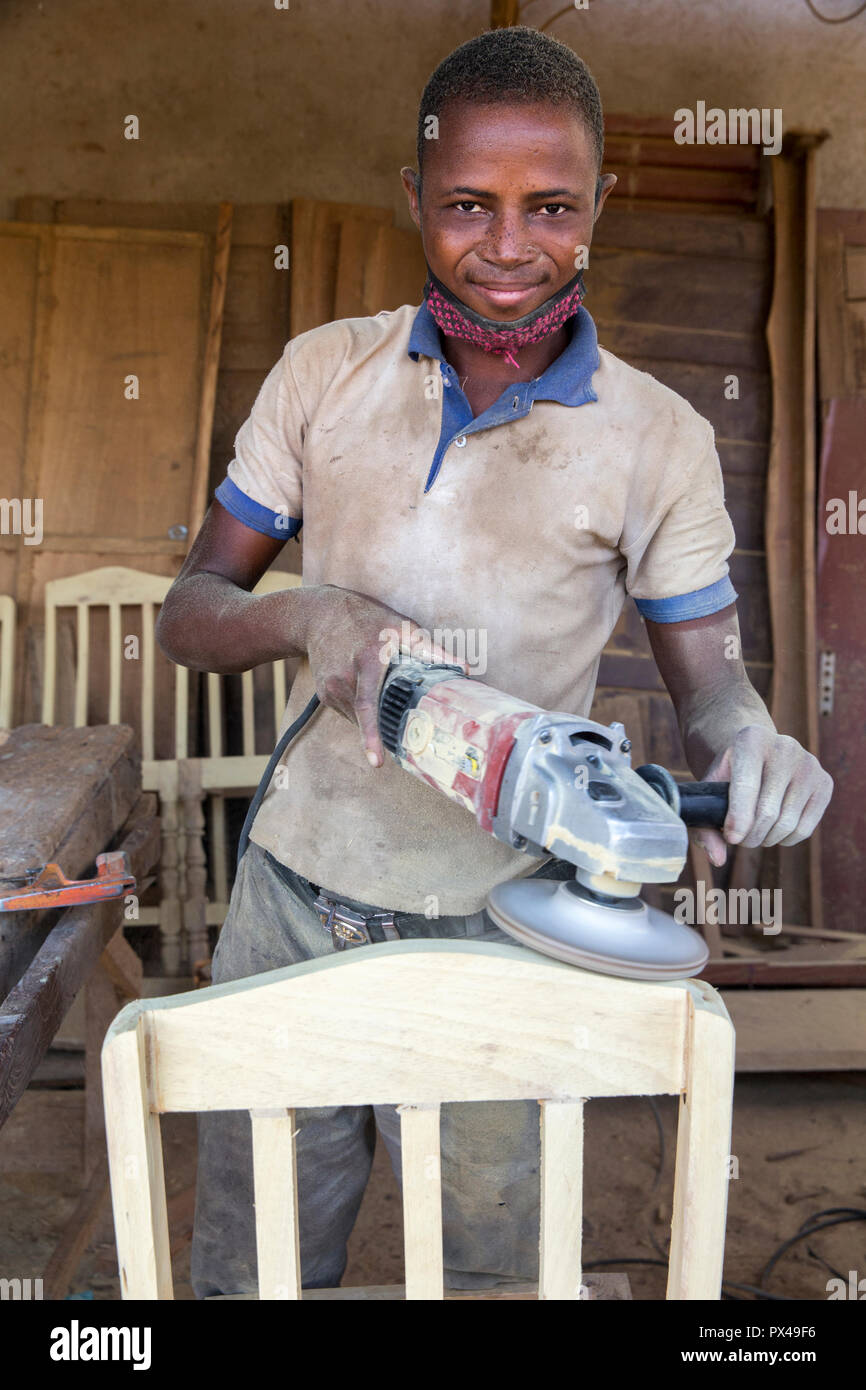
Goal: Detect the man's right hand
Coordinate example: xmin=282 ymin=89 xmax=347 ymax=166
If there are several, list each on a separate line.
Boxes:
xmin=155 ymin=502 xmax=465 ymax=769
xmin=300 ymin=585 xmax=465 ymax=768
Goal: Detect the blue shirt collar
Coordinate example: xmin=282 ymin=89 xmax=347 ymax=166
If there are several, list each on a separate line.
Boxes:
xmin=407 ymin=298 xmax=600 ymax=407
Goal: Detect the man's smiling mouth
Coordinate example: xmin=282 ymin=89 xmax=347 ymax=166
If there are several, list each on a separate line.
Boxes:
xmin=469 ymin=281 xmax=545 ymax=306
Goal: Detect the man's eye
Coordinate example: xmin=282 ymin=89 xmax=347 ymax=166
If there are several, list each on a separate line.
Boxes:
xmin=454 ymin=201 xmax=483 ymax=213
xmin=539 ymin=203 xmax=570 ymax=216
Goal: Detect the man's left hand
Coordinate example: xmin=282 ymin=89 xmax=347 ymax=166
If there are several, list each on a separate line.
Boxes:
xmin=694 ymin=725 xmax=834 ymax=867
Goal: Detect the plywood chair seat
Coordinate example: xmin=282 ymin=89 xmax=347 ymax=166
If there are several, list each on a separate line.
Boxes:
xmin=103 ymin=938 xmax=735 ymax=1301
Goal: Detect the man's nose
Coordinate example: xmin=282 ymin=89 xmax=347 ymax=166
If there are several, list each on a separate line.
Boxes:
xmin=477 ymin=210 xmax=539 ymax=265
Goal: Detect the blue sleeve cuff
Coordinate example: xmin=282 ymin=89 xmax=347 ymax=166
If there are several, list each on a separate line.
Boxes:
xmin=215 ymin=477 xmax=302 ymax=540
xmin=633 ymin=575 xmax=738 ymax=623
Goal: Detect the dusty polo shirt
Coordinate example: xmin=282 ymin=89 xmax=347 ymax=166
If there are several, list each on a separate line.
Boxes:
xmin=215 ymin=301 xmax=737 ymax=915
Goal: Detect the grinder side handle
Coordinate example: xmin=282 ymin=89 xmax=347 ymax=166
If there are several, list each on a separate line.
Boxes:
xmin=676 ymin=781 xmax=729 ymax=829
xmin=636 ymin=763 xmax=729 ymax=830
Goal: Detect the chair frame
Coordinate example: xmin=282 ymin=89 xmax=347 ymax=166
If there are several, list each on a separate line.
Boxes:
xmin=40 ymin=564 xmax=300 ymax=971
xmin=102 ymin=939 xmax=736 ymax=1301
xmin=203 ymin=569 xmax=302 ymax=923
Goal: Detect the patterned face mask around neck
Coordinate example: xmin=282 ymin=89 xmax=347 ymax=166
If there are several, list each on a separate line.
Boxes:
xmin=423 ymin=267 xmax=586 ymax=370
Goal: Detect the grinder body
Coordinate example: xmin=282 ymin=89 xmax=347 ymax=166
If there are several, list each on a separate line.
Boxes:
xmin=378 ymin=658 xmax=727 ymax=980
xmin=379 ymin=659 xmax=690 ymax=886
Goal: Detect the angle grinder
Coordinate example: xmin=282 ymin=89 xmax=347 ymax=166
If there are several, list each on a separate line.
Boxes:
xmin=377 ymin=657 xmax=729 ymax=981
xmin=238 ymin=655 xmax=729 ymax=982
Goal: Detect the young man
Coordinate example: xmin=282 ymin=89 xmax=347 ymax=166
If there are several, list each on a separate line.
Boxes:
xmin=158 ymin=27 xmax=832 ymax=1295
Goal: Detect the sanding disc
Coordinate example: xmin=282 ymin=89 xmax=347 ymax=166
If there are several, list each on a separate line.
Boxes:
xmin=486 ymin=878 xmax=709 ymax=981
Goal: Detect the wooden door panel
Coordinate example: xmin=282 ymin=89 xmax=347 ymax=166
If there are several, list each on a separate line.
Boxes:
xmin=34 ymin=228 xmax=205 ymax=543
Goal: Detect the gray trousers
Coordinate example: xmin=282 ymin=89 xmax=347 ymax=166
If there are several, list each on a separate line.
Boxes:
xmin=190 ymin=842 xmax=570 ymax=1296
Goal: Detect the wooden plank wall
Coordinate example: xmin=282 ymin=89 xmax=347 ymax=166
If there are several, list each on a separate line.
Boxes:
xmin=588 ymin=206 xmax=773 ymax=909
xmin=209 ymin=204 xmax=303 ymax=756
xmin=290 ymin=199 xmax=393 ymax=339
xmin=762 ymin=137 xmax=824 ymax=929
xmin=604 ymin=114 xmax=763 ymax=215
xmin=816 ymin=208 xmax=866 ymax=935
xmin=334 ymin=220 xmax=428 ymax=322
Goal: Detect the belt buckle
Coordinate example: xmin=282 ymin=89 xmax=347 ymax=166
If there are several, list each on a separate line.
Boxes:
xmin=312 ymin=893 xmax=401 ymax=949
xmin=313 ymin=893 xmax=370 ymax=950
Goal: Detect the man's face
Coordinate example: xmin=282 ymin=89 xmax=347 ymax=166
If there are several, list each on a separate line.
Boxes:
xmin=402 ymin=100 xmax=614 ymax=322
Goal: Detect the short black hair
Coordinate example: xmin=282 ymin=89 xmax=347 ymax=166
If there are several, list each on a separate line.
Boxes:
xmin=416 ymin=26 xmax=604 ymax=177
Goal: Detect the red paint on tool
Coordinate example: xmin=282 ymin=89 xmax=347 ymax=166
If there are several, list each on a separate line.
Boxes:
xmin=401 ymin=677 xmax=539 ymax=830
xmin=477 ymin=711 xmax=532 ymax=831
xmin=453 ymin=771 xmax=482 ymax=804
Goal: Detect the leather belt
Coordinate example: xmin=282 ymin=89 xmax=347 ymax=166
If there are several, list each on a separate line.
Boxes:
xmin=311 ymin=891 xmax=401 ymax=950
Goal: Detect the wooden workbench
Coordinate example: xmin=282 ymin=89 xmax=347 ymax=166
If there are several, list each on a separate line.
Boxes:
xmin=0 ymin=723 xmax=160 ymax=1295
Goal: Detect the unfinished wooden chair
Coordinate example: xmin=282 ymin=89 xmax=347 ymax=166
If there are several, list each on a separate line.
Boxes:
xmin=42 ymin=567 xmax=190 ymax=972
xmin=102 ymin=939 xmax=736 ymax=1301
xmin=41 ymin=565 xmax=301 ymax=972
xmin=203 ymin=569 xmax=302 ymax=930
xmin=0 ymin=594 xmax=15 ymax=729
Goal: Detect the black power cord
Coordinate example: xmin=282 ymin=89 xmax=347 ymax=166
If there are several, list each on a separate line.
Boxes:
xmin=759 ymin=1207 xmax=866 ymax=1289
xmin=588 ymin=1206 xmax=866 ymax=1300
xmin=606 ymin=1100 xmax=866 ymax=1299
xmin=236 ymin=694 xmax=321 ymax=868
xmin=804 ymin=0 xmax=866 ymax=22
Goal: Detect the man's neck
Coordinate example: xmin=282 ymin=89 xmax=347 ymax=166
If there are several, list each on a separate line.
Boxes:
xmin=439 ymin=321 xmax=571 ymax=385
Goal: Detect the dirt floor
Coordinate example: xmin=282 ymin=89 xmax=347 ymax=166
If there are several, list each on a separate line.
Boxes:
xmin=1 ymin=1068 xmax=864 ymax=1301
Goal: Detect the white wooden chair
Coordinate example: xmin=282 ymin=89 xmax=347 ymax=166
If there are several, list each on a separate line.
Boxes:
xmin=0 ymin=594 xmax=15 ymax=729
xmin=42 ymin=567 xmax=191 ymax=973
xmin=41 ymin=565 xmax=301 ymax=972
xmin=203 ymin=569 xmax=302 ymax=928
xmin=102 ymin=939 xmax=736 ymax=1301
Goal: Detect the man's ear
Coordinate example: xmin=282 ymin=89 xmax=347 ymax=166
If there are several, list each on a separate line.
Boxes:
xmin=401 ymin=166 xmax=422 ymax=228
xmin=593 ymin=172 xmax=617 ymax=222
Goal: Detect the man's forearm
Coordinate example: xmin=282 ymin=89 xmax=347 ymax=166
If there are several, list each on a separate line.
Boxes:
xmin=155 ymin=572 xmax=317 ymax=673
xmin=644 ymin=609 xmax=777 ymax=779
xmin=678 ymin=678 xmax=776 ymax=780
xmin=646 ymin=609 xmax=831 ymax=856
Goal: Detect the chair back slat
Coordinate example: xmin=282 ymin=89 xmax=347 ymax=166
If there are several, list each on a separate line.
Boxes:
xmin=251 ymin=1108 xmax=302 ymax=1300
xmin=41 ymin=593 xmax=57 ymax=724
xmin=0 ymin=594 xmax=16 ymax=728
xmin=398 ymin=1103 xmax=444 ymax=1300
xmin=74 ymin=602 xmax=90 ymax=726
xmin=108 ymin=601 xmax=122 ymax=725
xmin=206 ymin=672 xmax=223 ymax=757
xmin=251 ymin=568 xmax=301 ymax=746
xmin=141 ymin=602 xmax=156 ymax=762
xmin=272 ymin=659 xmax=287 ymax=742
xmin=175 ymin=663 xmax=189 ymax=758
xmin=241 ymin=671 xmax=256 ymax=756
xmin=538 ymin=1098 xmax=585 ymax=1300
